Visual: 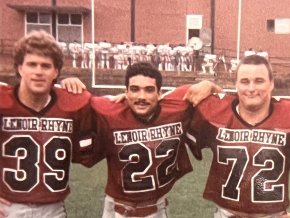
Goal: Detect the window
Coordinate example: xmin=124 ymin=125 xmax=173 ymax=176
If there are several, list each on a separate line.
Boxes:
xmin=186 ymin=15 xmax=203 ymax=29
xmin=186 ymin=14 xmax=203 ymax=44
xmin=26 ymin=12 xmax=51 ymax=34
xmin=188 ymin=29 xmax=200 ymax=39
xmin=39 ymin=13 xmax=51 ymax=24
xmin=267 ymin=18 xmax=290 ymax=34
xmin=58 ymin=14 xmax=69 ymax=24
xmin=71 ymin=14 xmax=82 ymax=25
xmin=26 ymin=13 xmax=38 ymax=23
xmin=267 ymin=20 xmax=274 ymax=32
xmin=275 ymin=18 xmax=290 ymax=34
xmin=57 ymin=13 xmax=82 ymax=43
xmin=25 ymin=12 xmax=83 ymax=43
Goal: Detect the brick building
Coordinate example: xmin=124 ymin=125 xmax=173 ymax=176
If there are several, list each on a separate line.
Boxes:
xmin=0 ymin=0 xmax=290 ymax=61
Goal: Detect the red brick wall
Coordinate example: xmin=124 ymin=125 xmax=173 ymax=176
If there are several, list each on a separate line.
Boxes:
xmin=88 ymin=0 xmax=131 ymax=43
xmin=1 ymin=0 xmax=290 ymax=58
xmin=215 ymin=0 xmax=290 ymax=58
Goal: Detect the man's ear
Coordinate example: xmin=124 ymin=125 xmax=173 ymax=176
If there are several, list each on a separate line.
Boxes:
xmin=124 ymin=88 xmax=128 ymax=99
xmin=158 ymin=90 xmax=163 ymax=100
xmin=54 ymin=69 xmax=59 ymax=80
xmin=270 ymin=80 xmax=274 ymax=92
xmin=17 ymin=65 xmax=23 ymax=77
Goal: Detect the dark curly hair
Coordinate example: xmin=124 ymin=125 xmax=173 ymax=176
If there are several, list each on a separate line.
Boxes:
xmin=125 ymin=62 xmax=162 ymax=91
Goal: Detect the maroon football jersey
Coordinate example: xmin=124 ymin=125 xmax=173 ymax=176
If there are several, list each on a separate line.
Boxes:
xmin=90 ymin=85 xmax=194 ymax=203
xmin=0 ymin=84 xmax=94 ymax=203
xmin=188 ymin=94 xmax=290 ymax=213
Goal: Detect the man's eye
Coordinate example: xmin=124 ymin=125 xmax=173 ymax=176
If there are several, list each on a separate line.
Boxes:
xmin=145 ymin=87 xmax=156 ymax=93
xmin=256 ymin=79 xmax=265 ymax=83
xmin=240 ymin=80 xmax=249 ymax=84
xmin=42 ymin=64 xmax=52 ymax=69
xmin=130 ymin=87 xmax=139 ymax=92
xmin=27 ymin=62 xmax=37 ymax=67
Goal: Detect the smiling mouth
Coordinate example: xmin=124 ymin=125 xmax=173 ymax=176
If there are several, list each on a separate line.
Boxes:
xmin=135 ymin=104 xmax=148 ymax=108
xmin=246 ymin=95 xmax=258 ymax=98
xmin=32 ymin=79 xmax=46 ymax=83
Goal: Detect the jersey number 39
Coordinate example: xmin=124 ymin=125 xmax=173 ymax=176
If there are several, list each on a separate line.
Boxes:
xmin=3 ymin=135 xmax=71 ymax=193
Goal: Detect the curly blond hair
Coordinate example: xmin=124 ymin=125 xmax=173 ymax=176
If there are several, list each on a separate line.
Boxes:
xmin=13 ymin=30 xmax=64 ymax=78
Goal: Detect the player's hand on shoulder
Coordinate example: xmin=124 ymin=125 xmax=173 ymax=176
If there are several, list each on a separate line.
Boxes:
xmin=105 ymin=93 xmax=126 ymax=103
xmin=0 ymin=197 xmax=11 ymax=217
xmin=183 ymin=80 xmax=222 ymax=106
xmin=60 ymin=77 xmax=86 ymax=94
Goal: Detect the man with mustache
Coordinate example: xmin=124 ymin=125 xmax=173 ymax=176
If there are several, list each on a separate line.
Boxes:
xmin=61 ymin=61 xmax=220 ymax=217
xmin=93 ymin=62 xmax=222 ymax=217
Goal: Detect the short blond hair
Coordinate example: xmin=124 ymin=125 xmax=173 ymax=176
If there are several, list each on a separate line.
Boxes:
xmin=236 ymin=55 xmax=273 ymax=81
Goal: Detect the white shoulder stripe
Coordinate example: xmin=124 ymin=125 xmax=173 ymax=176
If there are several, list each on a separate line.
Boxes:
xmin=186 ymin=132 xmax=196 ymax=143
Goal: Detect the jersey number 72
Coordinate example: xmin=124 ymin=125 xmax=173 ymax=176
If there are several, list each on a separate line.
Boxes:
xmin=218 ymin=146 xmax=285 ymax=203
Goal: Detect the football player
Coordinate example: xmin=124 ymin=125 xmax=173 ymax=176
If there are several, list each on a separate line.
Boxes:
xmin=0 ymin=30 xmax=98 ymax=218
xmin=187 ymin=55 xmax=290 ymax=217
xmin=61 ymin=62 xmax=221 ymax=217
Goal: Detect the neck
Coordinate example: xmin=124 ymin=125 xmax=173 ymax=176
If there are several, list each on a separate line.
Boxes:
xmin=142 ymin=112 xmax=155 ymax=122
xmin=237 ymin=104 xmax=270 ymax=126
xmin=18 ymin=88 xmax=51 ymax=112
xmin=133 ymin=106 xmax=160 ymax=124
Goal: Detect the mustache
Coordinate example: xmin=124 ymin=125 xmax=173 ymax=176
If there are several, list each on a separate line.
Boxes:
xmin=134 ymin=99 xmax=149 ymax=105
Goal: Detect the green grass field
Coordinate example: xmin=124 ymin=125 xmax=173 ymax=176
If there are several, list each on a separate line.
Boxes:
xmin=65 ymin=149 xmax=290 ymax=218
xmin=65 ymin=150 xmax=215 ymax=218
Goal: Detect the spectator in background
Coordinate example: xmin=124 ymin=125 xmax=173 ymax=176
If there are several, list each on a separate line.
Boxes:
xmin=244 ymin=48 xmax=256 ymax=57
xmin=257 ymin=49 xmax=269 ymax=61
xmin=151 ymin=49 xmax=161 ymax=69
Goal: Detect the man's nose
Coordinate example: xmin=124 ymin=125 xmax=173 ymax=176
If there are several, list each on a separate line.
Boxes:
xmin=138 ymin=89 xmax=146 ymax=99
xmin=248 ymin=82 xmax=256 ymax=91
xmin=34 ymin=65 xmax=44 ymax=74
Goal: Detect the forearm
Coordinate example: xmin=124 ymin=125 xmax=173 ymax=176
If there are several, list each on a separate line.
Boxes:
xmin=183 ymin=80 xmax=222 ymax=106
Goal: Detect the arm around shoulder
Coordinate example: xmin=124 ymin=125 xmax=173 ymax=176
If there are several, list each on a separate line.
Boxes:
xmin=59 ymin=77 xmax=87 ymax=94
xmin=183 ymin=80 xmax=222 ymax=106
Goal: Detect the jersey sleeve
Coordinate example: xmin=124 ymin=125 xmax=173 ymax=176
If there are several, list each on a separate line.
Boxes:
xmin=0 ymin=84 xmax=14 ymax=109
xmin=184 ymin=109 xmax=206 ymax=160
xmin=71 ymin=104 xmax=105 ymax=167
xmin=185 ymin=95 xmax=223 ymax=160
xmin=161 ymin=84 xmax=191 ymax=100
xmin=55 ymin=88 xmax=91 ymax=111
xmin=84 ymin=108 xmax=107 ymax=167
xmin=61 ymin=91 xmax=105 ymax=167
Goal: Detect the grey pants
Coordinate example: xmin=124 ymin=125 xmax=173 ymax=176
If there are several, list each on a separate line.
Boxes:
xmin=0 ymin=201 xmax=66 ymax=218
xmin=102 ymin=195 xmax=168 ymax=218
xmin=214 ymin=206 xmax=289 ymax=218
